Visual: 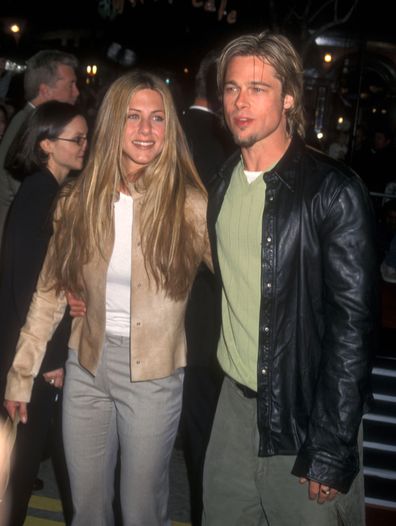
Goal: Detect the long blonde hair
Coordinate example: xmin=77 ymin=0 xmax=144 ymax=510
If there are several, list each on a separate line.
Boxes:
xmin=50 ymin=70 xmax=206 ymax=300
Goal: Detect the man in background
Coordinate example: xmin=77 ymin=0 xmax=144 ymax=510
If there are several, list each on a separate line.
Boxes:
xmin=180 ymin=50 xmax=234 ymax=526
xmin=0 ymin=49 xmax=79 ymax=248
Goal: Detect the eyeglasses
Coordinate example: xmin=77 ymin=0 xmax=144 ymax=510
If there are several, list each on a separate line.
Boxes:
xmin=55 ymin=136 xmax=88 ymax=147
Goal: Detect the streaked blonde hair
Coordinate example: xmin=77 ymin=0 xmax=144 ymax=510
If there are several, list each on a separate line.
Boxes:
xmin=50 ymin=70 xmax=206 ymax=300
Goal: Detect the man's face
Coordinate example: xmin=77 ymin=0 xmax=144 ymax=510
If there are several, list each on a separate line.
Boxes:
xmin=222 ymin=55 xmax=293 ymax=149
xmin=46 ymin=64 xmax=79 ymax=105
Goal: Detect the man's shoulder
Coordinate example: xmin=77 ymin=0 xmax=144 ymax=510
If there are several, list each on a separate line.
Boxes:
xmin=0 ymin=104 xmax=32 ymax=160
xmin=206 ymin=151 xmax=240 ymax=195
xmin=299 ymin=142 xmax=360 ymax=182
xmin=293 ymin=144 xmax=371 ymax=212
xmin=183 ymin=107 xmax=219 ymax=137
xmin=3 ymin=104 xmax=31 ymax=133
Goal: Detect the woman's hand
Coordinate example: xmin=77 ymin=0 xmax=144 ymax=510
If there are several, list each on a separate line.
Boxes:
xmin=42 ymin=368 xmax=64 ymax=389
xmin=4 ymin=400 xmax=28 ymax=424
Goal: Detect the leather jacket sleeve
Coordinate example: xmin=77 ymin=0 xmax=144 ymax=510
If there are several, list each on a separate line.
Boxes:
xmin=291 ymin=175 xmax=379 ymax=493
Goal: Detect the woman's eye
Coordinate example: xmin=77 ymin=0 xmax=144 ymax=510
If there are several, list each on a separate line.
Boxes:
xmin=153 ymin=115 xmax=164 ymax=122
xmin=128 ymin=113 xmax=139 ymax=120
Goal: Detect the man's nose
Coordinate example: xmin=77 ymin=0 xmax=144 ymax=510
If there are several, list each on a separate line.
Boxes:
xmin=235 ymin=89 xmax=249 ymax=109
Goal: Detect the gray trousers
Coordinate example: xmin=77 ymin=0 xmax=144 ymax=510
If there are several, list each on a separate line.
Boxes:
xmin=203 ymin=376 xmax=365 ymax=526
xmin=63 ymin=335 xmax=183 ymax=526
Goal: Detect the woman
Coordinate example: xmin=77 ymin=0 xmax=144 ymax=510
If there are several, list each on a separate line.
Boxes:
xmin=0 ymin=100 xmax=88 ymax=526
xmin=4 ymin=70 xmax=211 ymax=526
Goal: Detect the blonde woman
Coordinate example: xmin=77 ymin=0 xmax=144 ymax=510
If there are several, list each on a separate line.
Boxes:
xmin=4 ymin=70 xmax=211 ymax=526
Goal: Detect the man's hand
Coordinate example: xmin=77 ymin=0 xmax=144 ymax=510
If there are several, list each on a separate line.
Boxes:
xmin=4 ymin=400 xmax=28 ymax=424
xmin=66 ymin=292 xmax=86 ymax=317
xmin=42 ymin=367 xmax=64 ymax=389
xmin=299 ymin=477 xmax=338 ymax=503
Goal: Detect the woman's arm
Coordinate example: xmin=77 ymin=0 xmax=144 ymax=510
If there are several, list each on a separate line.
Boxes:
xmin=4 ymin=249 xmax=67 ymax=408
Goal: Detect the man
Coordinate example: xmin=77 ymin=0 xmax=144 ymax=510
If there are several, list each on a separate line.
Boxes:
xmin=180 ymin=50 xmax=234 ymax=526
xmin=182 ymin=49 xmax=235 ymax=189
xmin=203 ymin=31 xmax=378 ymax=525
xmin=0 ymin=49 xmax=79 ymax=247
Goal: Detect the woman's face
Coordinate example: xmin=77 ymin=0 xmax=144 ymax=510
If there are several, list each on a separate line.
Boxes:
xmin=122 ymin=88 xmax=166 ymax=174
xmin=44 ymin=115 xmax=88 ymax=181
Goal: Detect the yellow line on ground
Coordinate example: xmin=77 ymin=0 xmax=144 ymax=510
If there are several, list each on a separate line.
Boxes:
xmin=24 ymin=520 xmax=189 ymax=526
xmin=24 ymin=517 xmax=64 ymax=526
xmin=24 ymin=501 xmax=190 ymax=526
xmin=28 ymin=495 xmax=63 ymax=512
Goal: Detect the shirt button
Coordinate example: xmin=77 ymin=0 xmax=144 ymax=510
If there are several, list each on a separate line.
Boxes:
xmin=137 ymin=241 xmax=141 ymax=246
xmin=136 ymin=360 xmax=141 ymax=364
xmin=137 ymin=283 xmax=142 ymax=288
xmin=136 ymin=322 xmax=141 ymax=326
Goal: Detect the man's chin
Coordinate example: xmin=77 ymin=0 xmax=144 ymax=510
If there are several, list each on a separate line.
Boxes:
xmin=233 ymin=133 xmax=257 ymax=148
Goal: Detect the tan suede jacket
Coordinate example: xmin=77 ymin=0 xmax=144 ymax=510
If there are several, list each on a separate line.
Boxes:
xmin=5 ymin=186 xmax=212 ymax=403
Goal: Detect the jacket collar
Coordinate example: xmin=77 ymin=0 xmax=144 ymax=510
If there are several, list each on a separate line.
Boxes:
xmin=218 ymin=135 xmax=305 ymax=193
xmin=264 ymin=135 xmax=305 ymax=192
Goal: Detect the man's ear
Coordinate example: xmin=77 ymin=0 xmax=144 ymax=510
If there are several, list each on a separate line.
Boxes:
xmin=38 ymin=82 xmax=51 ymax=101
xmin=283 ymin=94 xmax=294 ymax=110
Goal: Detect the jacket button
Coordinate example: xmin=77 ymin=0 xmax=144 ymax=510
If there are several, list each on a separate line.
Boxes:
xmin=266 ymin=236 xmax=271 ymax=243
xmin=261 ymin=368 xmax=267 ymax=375
xmin=266 ymin=282 xmax=272 ymax=288
xmin=264 ymin=326 xmax=269 ymax=333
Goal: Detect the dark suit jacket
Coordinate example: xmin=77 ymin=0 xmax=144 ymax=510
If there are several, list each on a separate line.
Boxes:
xmin=0 ymin=168 xmax=70 ymax=395
xmin=182 ymin=107 xmax=234 ymax=367
xmin=182 ymin=107 xmax=235 ymax=187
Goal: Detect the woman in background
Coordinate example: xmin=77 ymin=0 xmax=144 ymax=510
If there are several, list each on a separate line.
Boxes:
xmin=0 ymin=100 xmax=88 ymax=526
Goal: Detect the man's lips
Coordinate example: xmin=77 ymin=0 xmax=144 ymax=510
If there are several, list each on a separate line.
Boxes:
xmin=233 ymin=117 xmax=253 ymax=128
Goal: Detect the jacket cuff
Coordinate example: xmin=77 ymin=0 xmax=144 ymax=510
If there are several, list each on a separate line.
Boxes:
xmin=4 ymin=368 xmax=34 ymax=403
xmin=291 ymin=449 xmax=359 ymax=493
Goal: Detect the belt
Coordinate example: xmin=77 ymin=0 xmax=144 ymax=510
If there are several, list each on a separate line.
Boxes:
xmin=231 ymin=378 xmax=257 ymax=399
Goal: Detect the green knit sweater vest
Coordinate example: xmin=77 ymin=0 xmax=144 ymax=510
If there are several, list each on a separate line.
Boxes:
xmin=216 ymin=160 xmax=266 ymax=390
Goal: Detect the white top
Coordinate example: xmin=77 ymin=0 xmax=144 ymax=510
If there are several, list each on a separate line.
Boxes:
xmin=244 ymin=170 xmax=263 ymax=184
xmin=105 ymin=192 xmax=133 ymax=336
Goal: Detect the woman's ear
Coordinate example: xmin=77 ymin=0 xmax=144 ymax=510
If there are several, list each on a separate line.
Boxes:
xmin=39 ymin=138 xmax=53 ymax=155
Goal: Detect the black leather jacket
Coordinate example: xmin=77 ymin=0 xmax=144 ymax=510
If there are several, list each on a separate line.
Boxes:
xmin=207 ymin=135 xmax=378 ymax=493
